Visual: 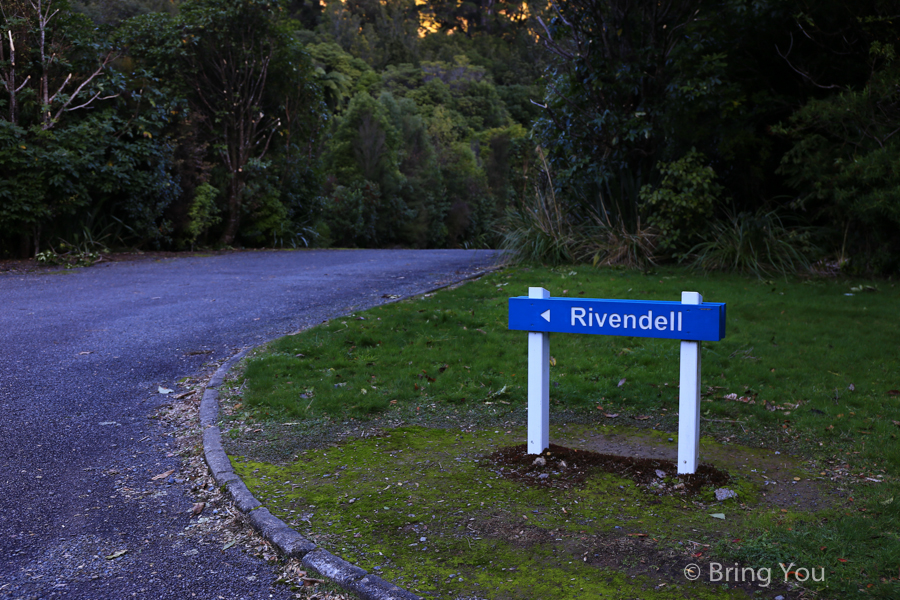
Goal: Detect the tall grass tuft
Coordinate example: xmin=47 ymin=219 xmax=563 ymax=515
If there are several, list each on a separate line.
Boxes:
xmin=501 ymin=148 xmax=657 ymax=268
xmin=686 ymin=209 xmax=815 ymax=277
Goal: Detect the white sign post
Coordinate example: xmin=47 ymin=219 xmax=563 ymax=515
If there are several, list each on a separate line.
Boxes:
xmin=527 ymin=287 xmax=550 ymax=455
xmin=516 ymin=289 xmax=720 ymax=474
xmin=677 ymin=291 xmax=702 ymax=474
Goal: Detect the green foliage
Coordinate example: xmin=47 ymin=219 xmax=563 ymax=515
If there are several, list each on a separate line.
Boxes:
xmin=123 ymin=0 xmax=327 ymax=247
xmin=501 ymin=148 xmax=656 ymax=268
xmin=72 ymin=0 xmax=177 ymax=25
xmin=322 ymin=181 xmax=381 ymax=247
xmin=0 ymin=0 xmax=181 ymax=256
xmin=774 ymin=60 xmax=900 ymax=274
xmin=185 ymin=182 xmax=220 ymax=246
xmin=640 ymin=150 xmax=724 ymax=256
xmin=687 ymin=209 xmax=815 ymax=277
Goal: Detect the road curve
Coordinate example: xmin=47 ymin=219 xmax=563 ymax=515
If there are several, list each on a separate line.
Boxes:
xmin=0 ymin=249 xmax=500 ymax=599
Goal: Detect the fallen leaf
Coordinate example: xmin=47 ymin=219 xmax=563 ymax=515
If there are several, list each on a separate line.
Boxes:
xmin=889 ymin=390 xmax=900 ymax=396
xmin=78 ymin=351 xmax=93 ymax=355
xmin=174 ymin=391 xmax=192 ymax=399
xmin=151 ymin=469 xmax=175 ymax=481
xmin=191 ymin=502 xmax=205 ymax=516
xmin=627 ymin=533 xmax=648 ymax=537
xmin=605 ymin=413 xmax=619 ymax=418
xmin=709 ymin=513 xmax=726 ymax=520
xmin=475 ymin=328 xmax=487 ymax=334
xmin=301 ymin=577 xmax=326 ymax=586
xmin=105 ymin=549 xmax=127 ymax=560
xmin=617 ymin=378 xmax=626 ymax=387
xmin=635 ymin=415 xmax=651 ymax=420
xmin=222 ymin=539 xmax=237 ymax=550
xmin=549 ymin=356 xmax=557 ymax=366
xmin=158 ymin=386 xmax=173 ymax=394
xmin=838 ymin=558 xmax=848 ymax=563
xmin=848 ymin=383 xmax=855 ymax=391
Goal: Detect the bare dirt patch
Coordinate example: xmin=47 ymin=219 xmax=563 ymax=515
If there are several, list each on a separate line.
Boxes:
xmin=487 ymin=442 xmax=730 ymax=496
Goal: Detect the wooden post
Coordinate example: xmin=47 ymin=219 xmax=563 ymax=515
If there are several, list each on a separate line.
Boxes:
xmin=527 ymin=287 xmax=550 ymax=454
xmin=678 ymin=291 xmax=702 ymax=474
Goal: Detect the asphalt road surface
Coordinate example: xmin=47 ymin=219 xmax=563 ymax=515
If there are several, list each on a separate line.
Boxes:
xmin=0 ymin=249 xmax=500 ymax=599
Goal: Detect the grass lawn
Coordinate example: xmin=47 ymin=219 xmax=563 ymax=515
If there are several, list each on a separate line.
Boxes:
xmin=219 ymin=265 xmax=900 ymax=599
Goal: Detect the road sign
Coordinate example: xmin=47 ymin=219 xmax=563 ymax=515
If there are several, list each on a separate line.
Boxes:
xmin=510 ymin=288 xmax=727 ymax=474
xmin=508 ymin=296 xmax=725 ymax=341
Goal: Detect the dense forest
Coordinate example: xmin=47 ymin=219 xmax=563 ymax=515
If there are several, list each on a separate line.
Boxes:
xmin=1 ymin=1 xmax=898 ymax=275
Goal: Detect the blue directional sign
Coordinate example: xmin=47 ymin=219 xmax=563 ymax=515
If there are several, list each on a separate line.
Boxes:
xmin=508 ymin=296 xmax=725 ymax=341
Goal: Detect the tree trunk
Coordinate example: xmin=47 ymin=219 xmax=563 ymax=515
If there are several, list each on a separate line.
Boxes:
xmin=32 ymin=224 xmax=41 ymax=257
xmin=219 ymin=174 xmax=244 ymax=245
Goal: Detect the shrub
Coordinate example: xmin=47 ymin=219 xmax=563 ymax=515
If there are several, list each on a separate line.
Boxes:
xmin=686 ymin=209 xmax=816 ymax=277
xmin=640 ymin=149 xmax=723 ymax=256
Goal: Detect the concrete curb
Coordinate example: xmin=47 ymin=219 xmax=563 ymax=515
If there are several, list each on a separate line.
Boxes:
xmin=198 ymin=267 xmax=500 ymax=599
xmin=200 ymin=341 xmax=428 ymax=600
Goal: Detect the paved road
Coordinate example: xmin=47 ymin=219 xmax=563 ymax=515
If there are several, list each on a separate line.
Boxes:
xmin=0 ymin=249 xmax=500 ymax=599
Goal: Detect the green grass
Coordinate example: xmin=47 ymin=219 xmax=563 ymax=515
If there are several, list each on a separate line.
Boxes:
xmin=229 ymin=265 xmax=900 ymax=598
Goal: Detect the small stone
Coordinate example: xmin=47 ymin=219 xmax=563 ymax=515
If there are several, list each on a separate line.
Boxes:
xmin=655 ymin=469 xmax=666 ymax=479
xmin=532 ymin=457 xmax=546 ymax=467
xmin=775 ymin=596 xmax=784 ymax=600
xmin=715 ymin=488 xmax=738 ymax=501
xmin=538 ymin=473 xmax=549 ymax=479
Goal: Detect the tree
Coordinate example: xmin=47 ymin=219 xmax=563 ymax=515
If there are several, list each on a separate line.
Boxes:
xmin=0 ymin=0 xmax=177 ymax=256
xmin=774 ymin=7 xmax=900 ymax=272
xmin=151 ymin=0 xmax=324 ymax=245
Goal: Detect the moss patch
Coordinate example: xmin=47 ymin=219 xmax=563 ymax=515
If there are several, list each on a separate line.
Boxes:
xmin=232 ymin=425 xmax=827 ymax=599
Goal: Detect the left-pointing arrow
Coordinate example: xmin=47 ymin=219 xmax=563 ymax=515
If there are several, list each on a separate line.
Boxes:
xmin=540 ymin=309 xmax=551 ymax=322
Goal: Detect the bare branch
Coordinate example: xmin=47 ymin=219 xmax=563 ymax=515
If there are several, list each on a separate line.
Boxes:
xmin=66 ymin=92 xmax=117 ymax=112
xmin=46 ymin=72 xmax=72 ymax=104
xmin=46 ymin=49 xmax=119 ymax=128
xmin=775 ymin=33 xmax=841 ymax=91
xmin=14 ymin=74 xmax=31 ymax=93
xmin=535 ymin=16 xmax=554 ymax=44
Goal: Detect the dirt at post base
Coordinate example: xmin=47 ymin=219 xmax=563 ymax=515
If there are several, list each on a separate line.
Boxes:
xmin=486 ymin=443 xmax=731 ymax=496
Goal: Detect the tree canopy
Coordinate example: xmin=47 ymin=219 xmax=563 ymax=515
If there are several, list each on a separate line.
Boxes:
xmin=1 ymin=0 xmax=898 ymax=274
